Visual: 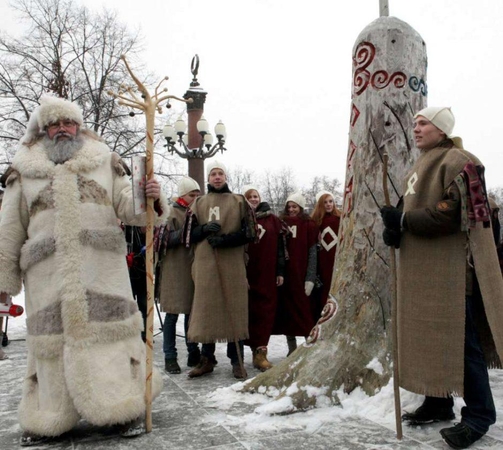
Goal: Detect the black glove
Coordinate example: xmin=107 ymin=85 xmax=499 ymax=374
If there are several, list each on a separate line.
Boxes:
xmin=207 ymin=235 xmax=224 ymax=248
xmin=380 ymin=206 xmax=402 ymax=232
xmin=191 ymin=222 xmax=220 ymax=243
xmin=383 ymin=228 xmax=401 ymax=249
xmin=203 ymin=221 xmax=221 ymax=235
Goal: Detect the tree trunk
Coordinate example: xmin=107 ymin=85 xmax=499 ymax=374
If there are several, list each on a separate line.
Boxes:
xmin=243 ymin=16 xmax=427 ymax=411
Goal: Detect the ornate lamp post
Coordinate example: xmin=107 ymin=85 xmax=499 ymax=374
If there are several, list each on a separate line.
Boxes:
xmin=162 ymin=116 xmax=227 ymax=159
xmin=163 ymin=55 xmax=227 ymax=193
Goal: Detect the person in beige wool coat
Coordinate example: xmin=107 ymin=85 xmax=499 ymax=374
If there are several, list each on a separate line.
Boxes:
xmin=0 ymin=95 xmax=168 ymax=446
xmin=381 ymin=107 xmax=503 ymax=450
xmin=158 ymin=176 xmax=201 ymax=374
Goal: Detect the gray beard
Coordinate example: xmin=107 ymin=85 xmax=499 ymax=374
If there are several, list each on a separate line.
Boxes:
xmin=42 ymin=133 xmax=84 ymax=164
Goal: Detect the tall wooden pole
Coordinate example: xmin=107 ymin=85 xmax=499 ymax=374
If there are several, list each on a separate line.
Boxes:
xmin=382 ymin=151 xmax=402 ymax=440
xmin=109 ymin=56 xmax=190 ymax=432
xmin=380 ymin=0 xmax=389 ymax=17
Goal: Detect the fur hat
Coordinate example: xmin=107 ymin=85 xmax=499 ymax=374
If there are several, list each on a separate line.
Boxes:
xmin=414 ymin=106 xmax=463 ymax=149
xmin=242 ymin=184 xmax=260 ymax=198
xmin=21 ymin=95 xmax=84 ymax=144
xmin=286 ymin=191 xmax=306 ymax=210
xmin=37 ymin=95 xmax=84 ymax=129
xmin=315 ymin=190 xmax=334 ymax=203
xmin=178 ymin=177 xmax=200 ymax=197
xmin=206 ymin=160 xmax=227 ymax=179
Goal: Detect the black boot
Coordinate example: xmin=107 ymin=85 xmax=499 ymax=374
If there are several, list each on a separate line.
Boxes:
xmin=165 ymin=358 xmax=181 ymax=374
xmin=440 ymin=423 xmax=484 ymax=449
xmin=187 ymin=348 xmax=201 ymax=367
xmin=402 ymin=396 xmax=455 ymax=425
xmin=20 ymin=432 xmax=50 ymax=447
xmin=120 ymin=416 xmax=145 ymax=438
xmin=286 ymin=335 xmax=297 ymax=356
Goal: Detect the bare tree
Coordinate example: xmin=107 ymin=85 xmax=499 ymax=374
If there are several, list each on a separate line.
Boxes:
xmin=259 ymin=167 xmax=298 ymax=214
xmin=226 ymin=165 xmax=255 ymax=194
xmin=0 ymin=0 xmax=178 ymax=182
xmin=303 ymin=175 xmax=343 ymax=211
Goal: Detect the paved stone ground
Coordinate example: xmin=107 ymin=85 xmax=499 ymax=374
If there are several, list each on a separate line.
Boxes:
xmin=1 ymin=320 xmax=503 ymax=450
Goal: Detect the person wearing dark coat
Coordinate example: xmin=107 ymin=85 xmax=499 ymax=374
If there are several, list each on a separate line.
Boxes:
xmin=311 ymin=190 xmax=341 ymax=319
xmin=274 ymin=192 xmax=318 ymax=356
xmin=125 ymin=225 xmax=147 ymax=342
xmin=242 ymin=186 xmax=287 ymax=371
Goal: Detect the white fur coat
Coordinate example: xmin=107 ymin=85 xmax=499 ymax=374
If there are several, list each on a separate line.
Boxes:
xmin=0 ymin=137 xmax=166 ymax=436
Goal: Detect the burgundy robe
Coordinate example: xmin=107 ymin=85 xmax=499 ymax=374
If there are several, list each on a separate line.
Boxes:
xmin=274 ymin=216 xmax=318 ymax=337
xmin=245 ymin=213 xmax=284 ymax=348
xmin=315 ymin=214 xmax=340 ymax=314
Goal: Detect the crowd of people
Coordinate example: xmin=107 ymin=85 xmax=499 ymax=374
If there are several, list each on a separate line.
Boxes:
xmin=150 ymin=161 xmax=342 ymax=379
xmin=1 ymin=96 xmax=503 ymax=450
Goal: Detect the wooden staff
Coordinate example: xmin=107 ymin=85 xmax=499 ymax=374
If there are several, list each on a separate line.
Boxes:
xmin=109 ymin=56 xmax=191 ymax=432
xmin=382 ymin=151 xmax=403 ymax=440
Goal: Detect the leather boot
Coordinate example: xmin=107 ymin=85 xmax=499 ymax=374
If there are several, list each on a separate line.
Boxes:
xmin=253 ymin=346 xmax=273 ymax=371
xmin=286 ymin=335 xmax=297 ymax=356
xmin=232 ymin=363 xmax=248 ymax=380
xmin=20 ymin=432 xmax=49 ymax=447
xmin=188 ymin=355 xmax=216 ymax=378
xmin=402 ymin=396 xmax=455 ymax=425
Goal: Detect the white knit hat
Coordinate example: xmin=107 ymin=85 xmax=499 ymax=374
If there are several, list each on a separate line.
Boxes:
xmin=286 ymin=191 xmax=306 ymax=210
xmin=242 ymin=184 xmax=260 ymax=197
xmin=414 ymin=106 xmax=463 ymax=148
xmin=178 ymin=177 xmax=200 ymax=197
xmin=315 ymin=190 xmax=334 ymax=203
xmin=206 ymin=160 xmax=228 ymax=179
xmin=37 ymin=95 xmax=84 ymax=130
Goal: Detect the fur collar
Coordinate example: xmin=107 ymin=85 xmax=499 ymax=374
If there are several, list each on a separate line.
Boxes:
xmin=12 ymin=137 xmax=110 ymax=179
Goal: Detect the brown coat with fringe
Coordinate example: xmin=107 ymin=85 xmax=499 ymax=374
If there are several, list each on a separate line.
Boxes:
xmin=398 ymin=145 xmax=503 ymax=397
xmin=159 ymin=203 xmax=194 ymax=314
xmin=187 ymin=192 xmax=252 ymax=343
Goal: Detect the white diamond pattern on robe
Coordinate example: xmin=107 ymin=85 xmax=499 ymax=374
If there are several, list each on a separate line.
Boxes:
xmin=257 ymin=224 xmax=266 ymax=240
xmin=320 ymin=226 xmax=338 ymax=252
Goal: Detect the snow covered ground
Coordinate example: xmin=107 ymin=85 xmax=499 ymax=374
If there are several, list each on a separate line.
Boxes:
xmin=1 ymin=291 xmax=503 ymax=449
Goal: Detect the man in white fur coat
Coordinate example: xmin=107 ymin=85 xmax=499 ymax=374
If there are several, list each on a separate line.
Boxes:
xmin=0 ymin=96 xmax=167 ymax=446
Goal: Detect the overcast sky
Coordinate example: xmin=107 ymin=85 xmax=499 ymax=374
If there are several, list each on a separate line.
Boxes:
xmin=1 ymin=0 xmax=502 ymax=190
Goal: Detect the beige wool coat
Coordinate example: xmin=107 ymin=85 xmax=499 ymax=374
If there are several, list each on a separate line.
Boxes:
xmin=0 ymin=137 xmax=167 ymax=436
xmin=187 ymin=192 xmax=252 ymax=343
xmin=398 ymin=145 xmax=503 ymax=397
xmin=159 ymin=202 xmax=194 ymax=314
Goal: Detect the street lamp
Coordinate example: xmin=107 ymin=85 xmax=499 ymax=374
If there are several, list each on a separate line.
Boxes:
xmin=162 ymin=116 xmax=227 ymax=159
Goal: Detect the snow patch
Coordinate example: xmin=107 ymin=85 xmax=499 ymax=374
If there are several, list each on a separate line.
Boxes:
xmin=366 ymin=357 xmax=384 ymax=375
xmin=255 ymin=396 xmax=296 ymax=415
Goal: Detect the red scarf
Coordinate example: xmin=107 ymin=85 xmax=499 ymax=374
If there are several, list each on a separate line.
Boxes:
xmin=176 ymin=197 xmax=190 ymax=208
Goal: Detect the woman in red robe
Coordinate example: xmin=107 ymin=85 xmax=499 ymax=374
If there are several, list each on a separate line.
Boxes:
xmin=311 ymin=191 xmax=341 ymax=319
xmin=243 ymin=186 xmax=287 ymax=371
xmin=274 ymin=192 xmax=318 ymax=356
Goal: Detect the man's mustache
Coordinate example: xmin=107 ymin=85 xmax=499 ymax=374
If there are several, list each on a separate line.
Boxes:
xmin=54 ymin=131 xmax=73 ymax=141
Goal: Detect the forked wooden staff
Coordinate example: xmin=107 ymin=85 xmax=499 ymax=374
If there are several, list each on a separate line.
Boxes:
xmin=108 ymin=56 xmax=191 ymax=432
xmin=382 ymin=151 xmax=403 ymax=440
